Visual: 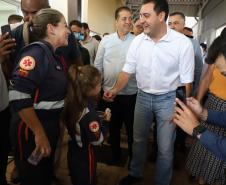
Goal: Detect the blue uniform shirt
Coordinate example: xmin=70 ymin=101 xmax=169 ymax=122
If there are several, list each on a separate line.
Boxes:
xmin=9 ymin=41 xmax=67 ymax=121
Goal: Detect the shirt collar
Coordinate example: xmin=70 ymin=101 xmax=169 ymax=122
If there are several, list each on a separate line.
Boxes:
xmin=143 ymin=27 xmax=172 ymax=42
xmin=116 ymin=31 xmax=132 ymax=41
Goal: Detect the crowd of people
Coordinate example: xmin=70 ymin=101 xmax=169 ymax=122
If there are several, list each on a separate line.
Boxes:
xmin=0 ymin=0 xmax=225 ymax=185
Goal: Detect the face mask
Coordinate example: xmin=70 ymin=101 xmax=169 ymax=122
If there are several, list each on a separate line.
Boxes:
xmin=73 ymin=32 xmax=85 ymax=41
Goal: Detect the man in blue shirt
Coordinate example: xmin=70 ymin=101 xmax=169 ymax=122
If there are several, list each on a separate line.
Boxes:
xmin=94 ymin=6 xmax=137 ymax=166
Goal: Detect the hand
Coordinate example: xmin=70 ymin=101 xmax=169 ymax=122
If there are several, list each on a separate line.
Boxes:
xmin=173 ymin=98 xmax=200 ymax=135
xmin=103 ymin=89 xmax=117 ymax=102
xmin=0 ymin=33 xmax=16 ymax=58
xmin=103 ymin=108 xmax=111 ymax=122
xmin=186 ymin=97 xmax=203 ymax=116
xmin=34 ymin=130 xmax=51 ymax=157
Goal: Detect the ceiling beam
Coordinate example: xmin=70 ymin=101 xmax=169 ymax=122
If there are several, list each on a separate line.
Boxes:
xmin=2 ymin=0 xmax=20 ymax=7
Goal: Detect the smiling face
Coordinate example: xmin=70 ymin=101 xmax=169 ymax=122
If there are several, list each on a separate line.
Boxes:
xmin=50 ymin=17 xmax=70 ymax=47
xmin=139 ymin=2 xmax=165 ymax=37
xmin=116 ymin=10 xmax=132 ymax=35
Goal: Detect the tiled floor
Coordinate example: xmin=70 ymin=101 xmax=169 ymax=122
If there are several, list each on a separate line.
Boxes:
xmin=6 ymin=132 xmax=197 ymax=185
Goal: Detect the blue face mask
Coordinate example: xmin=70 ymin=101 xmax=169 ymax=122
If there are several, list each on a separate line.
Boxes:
xmin=73 ymin=32 xmax=84 ymax=41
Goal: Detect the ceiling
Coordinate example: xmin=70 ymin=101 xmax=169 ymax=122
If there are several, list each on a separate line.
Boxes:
xmin=125 ymin=0 xmax=209 ymax=18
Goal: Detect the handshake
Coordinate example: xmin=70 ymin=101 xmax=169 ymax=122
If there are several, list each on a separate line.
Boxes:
xmin=103 ymin=108 xmax=111 ymax=122
xmin=98 ymin=108 xmax=111 ymax=122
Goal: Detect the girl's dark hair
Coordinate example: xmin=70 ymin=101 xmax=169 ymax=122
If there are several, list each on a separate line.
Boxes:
xmin=29 ymin=8 xmax=63 ymax=40
xmin=206 ymin=32 xmax=226 ymax=64
xmin=61 ymin=65 xmax=101 ymax=136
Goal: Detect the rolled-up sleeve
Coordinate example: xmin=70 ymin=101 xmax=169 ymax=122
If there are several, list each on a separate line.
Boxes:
xmin=179 ymin=38 xmax=195 ymax=84
xmin=122 ymin=39 xmax=137 ymax=74
xmin=9 ymin=47 xmax=47 ymax=112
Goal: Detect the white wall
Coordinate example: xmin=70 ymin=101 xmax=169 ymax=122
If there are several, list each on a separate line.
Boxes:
xmin=82 ymin=0 xmax=122 ymax=35
xmin=49 ymin=0 xmax=68 ymax=22
xmin=0 ymin=1 xmax=20 ymax=26
xmin=198 ymin=0 xmax=226 ymax=45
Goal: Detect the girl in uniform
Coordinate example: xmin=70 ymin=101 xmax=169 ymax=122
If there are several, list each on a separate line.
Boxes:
xmin=9 ymin=8 xmax=70 ymax=185
xmin=61 ymin=65 xmax=110 ymax=185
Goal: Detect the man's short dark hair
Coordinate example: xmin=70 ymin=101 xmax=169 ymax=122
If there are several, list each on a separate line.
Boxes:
xmin=8 ymin=14 xmax=23 ymax=24
xmin=115 ymin=6 xmax=132 ymax=20
xmin=69 ymin=20 xmax=82 ymax=28
xmin=82 ymin=22 xmax=89 ymax=30
xmin=169 ymin=12 xmax=185 ymax=22
xmin=142 ymin=0 xmax=169 ymax=21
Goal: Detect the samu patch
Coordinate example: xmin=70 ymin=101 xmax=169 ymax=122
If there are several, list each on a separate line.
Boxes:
xmin=89 ymin=121 xmax=100 ymax=133
xmin=19 ymin=56 xmax=36 ymax=71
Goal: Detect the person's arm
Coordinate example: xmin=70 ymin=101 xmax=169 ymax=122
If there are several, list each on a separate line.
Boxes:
xmin=179 ymin=37 xmax=195 ymax=95
xmin=196 ymin=64 xmax=214 ymax=103
xmin=207 ymin=110 xmax=226 ymax=129
xmin=103 ymin=71 xmax=131 ymax=101
xmin=186 ymin=97 xmax=226 ymax=128
xmin=173 ymin=98 xmax=226 ymax=160
xmin=192 ymin=39 xmax=203 ymax=96
xmin=185 ymin=83 xmax=192 ymax=97
xmin=199 ymin=130 xmax=226 ymax=160
xmin=18 ymin=108 xmax=51 ymax=156
xmin=9 ymin=47 xmax=52 ymax=157
xmin=0 ymin=33 xmax=16 ymax=63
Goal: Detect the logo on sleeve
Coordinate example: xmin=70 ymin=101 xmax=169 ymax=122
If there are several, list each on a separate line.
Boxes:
xmin=89 ymin=121 xmax=100 ymax=133
xmin=19 ymin=56 xmax=36 ymax=71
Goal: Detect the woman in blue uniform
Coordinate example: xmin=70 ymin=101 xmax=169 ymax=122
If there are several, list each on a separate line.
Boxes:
xmin=61 ymin=65 xmax=110 ymax=185
xmin=9 ymin=8 xmax=70 ymax=185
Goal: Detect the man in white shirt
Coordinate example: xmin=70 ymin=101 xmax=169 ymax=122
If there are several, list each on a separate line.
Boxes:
xmin=94 ymin=6 xmax=137 ymax=165
xmin=104 ymin=0 xmax=194 ymax=185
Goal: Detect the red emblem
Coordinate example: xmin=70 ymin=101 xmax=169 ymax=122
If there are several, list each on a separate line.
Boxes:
xmin=19 ymin=56 xmax=35 ymax=71
xmin=89 ymin=121 xmax=99 ymax=133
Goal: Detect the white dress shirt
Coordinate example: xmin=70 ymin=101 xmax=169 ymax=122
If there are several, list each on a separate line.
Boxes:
xmin=123 ymin=27 xmax=194 ymax=94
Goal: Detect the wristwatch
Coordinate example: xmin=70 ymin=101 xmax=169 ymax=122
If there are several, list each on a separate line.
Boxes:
xmin=192 ymin=125 xmax=206 ymax=139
